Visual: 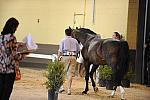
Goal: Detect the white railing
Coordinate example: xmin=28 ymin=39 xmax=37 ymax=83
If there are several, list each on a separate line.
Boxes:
xmin=26 ymin=53 xmax=57 ymax=62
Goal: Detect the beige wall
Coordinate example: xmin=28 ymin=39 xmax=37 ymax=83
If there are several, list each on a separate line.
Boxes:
xmin=126 ymin=0 xmax=139 ymax=49
xmin=0 ymin=0 xmax=129 ymax=45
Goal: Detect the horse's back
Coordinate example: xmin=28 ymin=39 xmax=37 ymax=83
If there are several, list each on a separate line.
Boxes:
xmin=102 ymin=39 xmax=129 ymax=53
xmin=102 ymin=39 xmax=121 ymax=56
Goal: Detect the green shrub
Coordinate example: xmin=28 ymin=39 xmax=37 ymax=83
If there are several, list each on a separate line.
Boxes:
xmin=98 ymin=65 xmax=112 ymax=80
xmin=44 ymin=60 xmax=65 ymax=91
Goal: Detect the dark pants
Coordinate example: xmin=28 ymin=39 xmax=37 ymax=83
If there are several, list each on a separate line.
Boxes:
xmin=0 ymin=73 xmax=16 ymax=100
xmin=147 ymin=61 xmax=150 ymax=85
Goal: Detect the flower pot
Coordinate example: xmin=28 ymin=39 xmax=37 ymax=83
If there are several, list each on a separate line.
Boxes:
xmin=121 ymin=79 xmax=130 ymax=88
xmin=48 ymin=89 xmax=58 ymax=100
xmin=99 ymin=79 xmax=106 ymax=87
xmin=106 ymin=80 xmax=114 ymax=90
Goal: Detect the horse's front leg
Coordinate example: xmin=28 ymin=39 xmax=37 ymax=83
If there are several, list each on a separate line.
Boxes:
xmin=82 ymin=63 xmax=90 ymax=94
xmin=89 ymin=65 xmax=99 ymax=92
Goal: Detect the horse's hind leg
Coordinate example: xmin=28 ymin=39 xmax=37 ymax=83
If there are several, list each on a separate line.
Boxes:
xmin=110 ymin=85 xmax=117 ymax=97
xmin=110 ymin=76 xmax=125 ymax=99
xmin=110 ymin=85 xmax=125 ymax=100
xmin=89 ymin=65 xmax=99 ymax=92
xmin=119 ymin=86 xmax=125 ymax=100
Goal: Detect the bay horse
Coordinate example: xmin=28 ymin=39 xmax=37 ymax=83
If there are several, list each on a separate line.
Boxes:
xmin=70 ymin=27 xmax=129 ymax=100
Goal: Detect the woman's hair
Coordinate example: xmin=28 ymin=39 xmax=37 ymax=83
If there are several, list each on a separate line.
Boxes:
xmin=1 ymin=17 xmax=19 ymax=35
xmin=114 ymin=32 xmax=122 ymax=40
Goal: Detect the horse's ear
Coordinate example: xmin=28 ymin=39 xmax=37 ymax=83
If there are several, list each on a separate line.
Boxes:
xmin=69 ymin=26 xmax=72 ymax=30
xmin=76 ymin=27 xmax=78 ymax=29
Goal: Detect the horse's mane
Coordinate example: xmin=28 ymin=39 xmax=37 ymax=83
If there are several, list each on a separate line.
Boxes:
xmin=78 ymin=28 xmax=97 ymax=35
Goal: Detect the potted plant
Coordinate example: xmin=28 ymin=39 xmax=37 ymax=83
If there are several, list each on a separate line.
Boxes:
xmin=98 ymin=65 xmax=113 ymax=90
xmin=98 ymin=65 xmax=106 ymax=87
xmin=44 ymin=60 xmax=65 ymax=100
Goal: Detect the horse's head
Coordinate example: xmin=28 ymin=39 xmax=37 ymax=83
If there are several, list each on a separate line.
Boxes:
xmin=70 ymin=27 xmax=78 ymax=37
xmin=65 ymin=26 xmax=76 ymax=38
xmin=70 ymin=27 xmax=99 ymax=44
xmin=64 ymin=27 xmax=79 ymax=42
xmin=70 ymin=29 xmax=79 ymax=44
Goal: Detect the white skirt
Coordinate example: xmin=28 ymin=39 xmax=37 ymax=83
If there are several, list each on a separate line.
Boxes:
xmin=76 ymin=52 xmax=84 ymax=63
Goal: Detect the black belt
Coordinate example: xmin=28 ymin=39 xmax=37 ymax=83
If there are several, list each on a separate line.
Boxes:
xmin=63 ymin=55 xmax=76 ymax=56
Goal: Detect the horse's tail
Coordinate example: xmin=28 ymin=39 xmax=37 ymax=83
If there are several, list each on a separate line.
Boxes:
xmin=118 ymin=41 xmax=129 ymax=79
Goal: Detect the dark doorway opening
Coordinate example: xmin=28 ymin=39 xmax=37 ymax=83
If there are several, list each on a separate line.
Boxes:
xmin=135 ymin=0 xmax=150 ymax=84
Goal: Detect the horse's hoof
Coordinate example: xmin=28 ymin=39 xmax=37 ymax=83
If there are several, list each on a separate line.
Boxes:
xmin=121 ymin=98 xmax=126 ymax=100
xmin=94 ymin=87 xmax=98 ymax=92
xmin=108 ymin=95 xmax=114 ymax=98
xmin=82 ymin=91 xmax=87 ymax=95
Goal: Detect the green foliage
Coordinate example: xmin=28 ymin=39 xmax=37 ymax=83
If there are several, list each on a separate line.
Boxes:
xmin=98 ymin=65 xmax=112 ymax=80
xmin=44 ymin=60 xmax=65 ymax=91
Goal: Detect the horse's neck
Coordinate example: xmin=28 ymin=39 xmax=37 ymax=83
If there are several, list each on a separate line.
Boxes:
xmin=77 ymin=33 xmax=95 ymax=46
xmin=76 ymin=33 xmax=86 ymax=44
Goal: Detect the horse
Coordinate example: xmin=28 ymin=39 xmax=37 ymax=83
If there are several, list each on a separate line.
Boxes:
xmin=69 ymin=27 xmax=129 ymax=100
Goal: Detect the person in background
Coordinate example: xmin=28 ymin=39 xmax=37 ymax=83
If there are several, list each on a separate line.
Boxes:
xmin=145 ymin=32 xmax=150 ymax=87
xmin=76 ymin=42 xmax=84 ymax=78
xmin=58 ymin=28 xmax=80 ymax=95
xmin=0 ymin=17 xmax=30 ymax=100
xmin=112 ymin=32 xmax=122 ymax=40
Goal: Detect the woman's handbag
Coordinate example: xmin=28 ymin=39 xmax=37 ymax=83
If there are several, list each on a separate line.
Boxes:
xmin=15 ymin=68 xmax=21 ymax=81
